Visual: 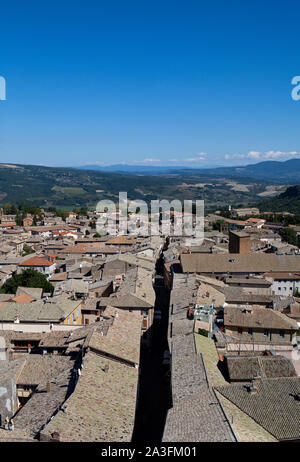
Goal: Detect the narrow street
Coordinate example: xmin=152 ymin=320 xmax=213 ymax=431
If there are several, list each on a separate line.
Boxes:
xmin=132 ymin=256 xmax=171 ymax=443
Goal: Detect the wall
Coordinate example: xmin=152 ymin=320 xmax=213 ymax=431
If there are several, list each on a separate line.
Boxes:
xmin=229 ymin=232 xmax=250 ymax=254
xmin=0 ymin=378 xmax=17 ymax=424
xmin=226 ymin=326 xmax=295 ymax=345
xmin=0 ymin=322 xmax=82 ymax=333
xmin=225 ymin=343 xmax=293 ymax=353
xmin=0 ymin=336 xmax=6 ymax=360
xmin=89 ymin=283 xmax=113 ymax=298
xmin=271 ymin=279 xmax=300 ymax=296
xmin=62 ymin=304 xmax=83 ymax=326
xmin=227 ymin=283 xmax=271 ymax=295
xmin=17 ymin=263 xmax=56 ymax=276
xmin=81 ymin=312 xmax=99 ymax=324
xmin=102 ymin=260 xmax=130 ymax=279
xmin=194 ymin=319 xmax=210 ymax=333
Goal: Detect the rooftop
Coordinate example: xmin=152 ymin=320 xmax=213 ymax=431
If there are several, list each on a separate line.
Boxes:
xmin=40 ymin=351 xmax=138 ymax=442
xmin=181 ymin=253 xmax=300 ymax=274
xmin=226 ymin=355 xmax=297 ymax=382
xmin=216 ymin=377 xmax=300 ymax=441
xmin=87 ymin=306 xmax=142 ymax=366
xmin=224 ymin=305 xmax=299 ymax=330
xmin=19 ymin=256 xmax=54 ymax=267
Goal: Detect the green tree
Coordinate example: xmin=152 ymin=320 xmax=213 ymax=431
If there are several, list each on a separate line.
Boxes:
xmin=213 ymin=219 xmax=225 ymax=231
xmin=0 ymin=269 xmax=54 ymax=294
xmin=16 ymin=216 xmax=23 ymax=226
xmin=279 ymin=227 xmax=298 ymax=246
xmin=22 ymin=244 xmax=35 ymax=256
xmin=54 ymin=209 xmax=69 ymax=221
xmin=79 ymin=206 xmax=88 ymax=216
xmin=2 ymin=203 xmax=17 ymax=215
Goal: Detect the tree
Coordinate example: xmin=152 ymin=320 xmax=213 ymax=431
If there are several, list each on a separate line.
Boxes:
xmin=279 ymin=227 xmax=298 ymax=246
xmin=2 ymin=203 xmax=17 ymax=215
xmin=16 ymin=216 xmax=23 ymax=226
xmin=213 ymin=219 xmax=225 ymax=231
xmin=54 ymin=209 xmax=69 ymax=221
xmin=22 ymin=244 xmax=35 ymax=256
xmin=79 ymin=206 xmax=88 ymax=216
xmin=93 ymin=233 xmax=102 ymax=238
xmin=0 ymin=269 xmax=54 ymax=294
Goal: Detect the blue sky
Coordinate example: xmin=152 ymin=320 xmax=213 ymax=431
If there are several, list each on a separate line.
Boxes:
xmin=1 ymin=0 xmax=300 ymax=168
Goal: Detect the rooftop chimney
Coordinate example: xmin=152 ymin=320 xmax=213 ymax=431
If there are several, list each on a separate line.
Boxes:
xmin=46 ymin=381 xmax=51 ymax=393
xmin=103 ymin=364 xmax=109 ymax=373
xmin=249 ymin=374 xmax=261 ymax=395
xmin=51 ymin=431 xmax=62 ymax=442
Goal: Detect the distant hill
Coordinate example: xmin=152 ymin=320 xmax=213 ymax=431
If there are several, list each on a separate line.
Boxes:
xmin=78 ymin=159 xmax=300 ymax=183
xmin=0 ymin=162 xmax=279 ymax=209
xmin=210 ymin=159 xmax=300 ymax=183
xmin=77 ymin=164 xmax=188 ymax=175
xmin=258 ymin=185 xmax=300 ymax=213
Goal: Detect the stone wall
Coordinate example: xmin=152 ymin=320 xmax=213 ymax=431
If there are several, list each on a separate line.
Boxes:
xmin=0 ymin=378 xmax=17 ymax=425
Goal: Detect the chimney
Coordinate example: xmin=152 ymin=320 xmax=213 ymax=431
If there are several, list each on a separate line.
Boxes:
xmin=46 ymin=381 xmax=51 ymax=392
xmin=51 ymin=431 xmax=62 ymax=442
xmin=249 ymin=374 xmax=261 ymax=395
xmin=103 ymin=364 xmax=109 ymax=373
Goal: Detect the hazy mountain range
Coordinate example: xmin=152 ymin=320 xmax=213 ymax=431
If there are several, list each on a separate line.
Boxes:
xmin=0 ymin=161 xmax=280 ymax=209
xmin=77 ymin=159 xmax=300 ymax=183
xmin=0 ymin=158 xmax=299 ymax=210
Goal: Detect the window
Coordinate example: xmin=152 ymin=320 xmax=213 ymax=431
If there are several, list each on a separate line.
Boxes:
xmin=280 ymin=330 xmax=285 ymax=338
xmin=238 ymin=328 xmax=242 ymax=335
xmin=77 ymin=308 xmax=80 ymax=317
xmin=248 ymin=328 xmax=253 ymax=335
xmin=264 ymin=329 xmax=269 ymax=337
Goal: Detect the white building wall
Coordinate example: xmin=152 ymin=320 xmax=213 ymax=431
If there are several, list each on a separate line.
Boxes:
xmin=0 ymin=322 xmax=82 ymax=333
xmin=271 ymin=279 xmax=300 ymax=296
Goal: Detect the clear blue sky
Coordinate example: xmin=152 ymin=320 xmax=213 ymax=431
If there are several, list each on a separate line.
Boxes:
xmin=1 ymin=0 xmax=300 ymax=167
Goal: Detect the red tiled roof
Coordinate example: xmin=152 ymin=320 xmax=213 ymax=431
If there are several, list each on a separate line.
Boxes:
xmin=246 ymin=218 xmax=265 ymax=223
xmin=9 ymin=293 xmax=35 ymax=303
xmin=19 ymin=256 xmax=54 ymax=267
xmin=0 ymin=222 xmax=16 ymax=227
xmin=46 ymin=254 xmax=56 ymax=260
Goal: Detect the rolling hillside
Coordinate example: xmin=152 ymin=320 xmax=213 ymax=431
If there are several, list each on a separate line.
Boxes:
xmin=77 ymin=159 xmax=300 ymax=183
xmin=258 ymin=185 xmax=300 ymax=214
xmin=0 ymin=163 xmax=285 ymax=210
